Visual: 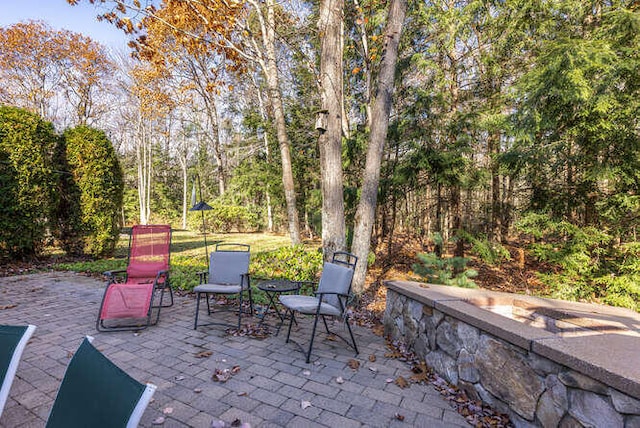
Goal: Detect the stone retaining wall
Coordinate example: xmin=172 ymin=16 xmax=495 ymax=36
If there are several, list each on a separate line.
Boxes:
xmin=383 ymin=280 xmax=640 ymax=427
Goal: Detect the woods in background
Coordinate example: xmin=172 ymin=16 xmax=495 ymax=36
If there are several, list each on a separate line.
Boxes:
xmin=1 ymin=1 xmax=639 ymax=309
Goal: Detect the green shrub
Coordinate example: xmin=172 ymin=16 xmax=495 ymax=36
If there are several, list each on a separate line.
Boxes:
xmin=517 ymin=213 xmax=639 ymax=311
xmin=251 ymin=246 xmax=323 ymax=295
xmin=0 ymin=106 xmax=58 ymax=258
xmin=459 ymin=231 xmax=511 ymax=266
xmin=412 ymin=252 xmax=478 ymax=288
xmin=63 ymin=126 xmax=124 ymax=257
xmin=188 ymin=202 xmax=263 ymax=233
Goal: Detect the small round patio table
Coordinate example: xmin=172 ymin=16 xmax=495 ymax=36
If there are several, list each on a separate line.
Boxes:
xmin=257 ymin=279 xmax=300 ymax=327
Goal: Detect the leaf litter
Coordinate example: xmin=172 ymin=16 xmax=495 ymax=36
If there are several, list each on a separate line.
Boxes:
xmin=384 ymin=339 xmax=513 ymax=427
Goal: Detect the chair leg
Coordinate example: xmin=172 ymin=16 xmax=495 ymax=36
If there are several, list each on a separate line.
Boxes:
xmin=237 ymin=292 xmax=243 ymax=329
xmin=345 ymin=316 xmax=359 ymax=355
xmin=248 ymin=288 xmax=254 ymax=316
xmin=194 ymin=292 xmax=201 ymax=330
xmin=306 ymin=313 xmax=322 ymax=364
xmin=285 ymin=311 xmax=295 ymax=343
xmin=322 ymin=315 xmax=331 ymax=334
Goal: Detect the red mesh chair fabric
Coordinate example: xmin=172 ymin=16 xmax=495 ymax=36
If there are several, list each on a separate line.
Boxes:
xmin=97 ymin=225 xmax=172 ymax=331
xmin=126 ymin=225 xmax=171 ymax=282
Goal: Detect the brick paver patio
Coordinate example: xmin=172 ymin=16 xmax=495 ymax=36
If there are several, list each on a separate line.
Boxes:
xmin=0 ymin=272 xmax=468 ymax=427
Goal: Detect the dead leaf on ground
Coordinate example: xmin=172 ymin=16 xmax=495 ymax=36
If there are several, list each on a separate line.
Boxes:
xmin=347 ymin=359 xmax=360 ymax=370
xmin=335 ymin=376 xmax=344 ymax=384
xmin=302 ymin=370 xmax=311 ymax=376
xmin=230 ymin=418 xmax=242 ymax=427
xmin=410 ymin=362 xmax=431 ymax=383
xmin=372 ymin=324 xmax=385 ymax=336
xmin=395 ymin=413 xmax=405 ymax=421
xmin=395 ymin=376 xmax=409 ymax=389
xmin=237 ymin=391 xmax=247 ymax=396
xmin=152 ymin=416 xmax=165 ymax=425
xmin=163 ymin=407 xmax=173 ymax=415
xmin=195 ymin=350 xmax=213 ymax=358
xmin=368 ymin=366 xmax=378 ymax=373
xmin=0 ymin=304 xmax=17 ymax=310
xmin=301 ymin=400 xmax=312 ymax=409
xmin=194 ymin=388 xmax=202 ymax=393
xmin=326 ymin=334 xmax=337 ymax=341
xmin=231 ymin=365 xmax=241 ymax=374
xmin=368 ymin=354 xmax=377 ymax=362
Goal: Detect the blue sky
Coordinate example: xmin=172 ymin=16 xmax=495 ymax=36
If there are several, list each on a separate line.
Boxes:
xmin=0 ymin=0 xmax=131 ymax=50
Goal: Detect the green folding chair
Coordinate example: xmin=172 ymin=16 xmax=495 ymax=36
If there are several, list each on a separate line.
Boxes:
xmin=0 ymin=324 xmax=36 ymax=417
xmin=46 ymin=337 xmax=156 ymax=428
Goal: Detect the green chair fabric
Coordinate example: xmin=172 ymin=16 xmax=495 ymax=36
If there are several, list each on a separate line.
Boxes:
xmin=0 ymin=324 xmax=36 ymax=417
xmin=46 ymin=337 xmax=156 ymax=428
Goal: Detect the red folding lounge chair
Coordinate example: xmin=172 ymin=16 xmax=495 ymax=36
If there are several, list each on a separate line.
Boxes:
xmin=96 ymin=225 xmax=172 ymax=331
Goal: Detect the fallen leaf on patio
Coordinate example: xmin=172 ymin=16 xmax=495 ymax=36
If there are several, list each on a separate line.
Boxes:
xmin=335 ymin=376 xmax=344 ymax=384
xmin=385 ymin=378 xmax=394 ymax=383
xmin=347 ymin=359 xmax=360 ymax=370
xmin=302 ymin=370 xmax=311 ymax=376
xmin=231 ymin=419 xmax=242 ymax=427
xmin=133 ymin=332 xmax=140 ymax=337
xmin=0 ymin=304 xmax=17 ymax=310
xmin=152 ymin=416 xmax=165 ymax=425
xmin=238 ymin=391 xmax=247 ymax=396
xmin=395 ymin=413 xmax=405 ymax=421
xmin=175 ymin=375 xmax=185 ymax=381
xmin=222 ymin=359 xmax=227 ymax=362
xmin=410 ymin=362 xmax=431 ymax=383
xmin=372 ymin=324 xmax=385 ymax=336
xmin=67 ymin=351 xmax=75 ymax=359
xmin=369 ymin=354 xmax=377 ymax=362
xmin=195 ymin=350 xmax=213 ymax=358
xmin=301 ymin=400 xmax=312 ymax=409
xmin=163 ymin=407 xmax=173 ymax=414
xmin=210 ymin=419 xmax=226 ymax=428
xmin=212 ymin=368 xmax=232 ymax=382
xmin=368 ymin=366 xmax=378 ymax=373
xmin=194 ymin=388 xmax=202 ymax=393
xmin=231 ymin=365 xmax=241 ymax=374
xmin=395 ymin=376 xmax=409 ymax=389
xmin=326 ymin=334 xmax=337 ymax=341
xmin=384 ymin=350 xmax=403 ymax=359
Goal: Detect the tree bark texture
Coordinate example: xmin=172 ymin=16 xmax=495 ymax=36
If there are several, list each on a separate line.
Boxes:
xmin=350 ymin=0 xmax=407 ymax=294
xmin=318 ymin=0 xmax=346 ymax=258
xmin=265 ymin=0 xmax=301 ymax=244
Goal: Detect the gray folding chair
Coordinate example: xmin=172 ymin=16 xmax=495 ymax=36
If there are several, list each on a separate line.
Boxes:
xmin=0 ymin=324 xmax=36 ymax=417
xmin=279 ymin=251 xmax=358 ymax=363
xmin=194 ymin=243 xmax=253 ymax=329
xmin=46 ymin=337 xmax=156 ymax=428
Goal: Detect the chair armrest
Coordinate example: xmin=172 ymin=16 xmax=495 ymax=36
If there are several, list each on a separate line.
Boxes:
xmin=103 ymin=269 xmax=126 ymax=284
xmin=196 ymin=271 xmax=208 ymax=284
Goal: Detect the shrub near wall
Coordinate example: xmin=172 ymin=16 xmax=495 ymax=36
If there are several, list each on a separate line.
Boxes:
xmin=0 ymin=106 xmax=58 ymax=258
xmin=63 ymin=126 xmax=124 ymax=257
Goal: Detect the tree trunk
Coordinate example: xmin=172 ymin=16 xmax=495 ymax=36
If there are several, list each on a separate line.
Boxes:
xmin=317 ymin=0 xmax=347 ymax=258
xmin=264 ymin=0 xmax=300 ymax=244
xmin=350 ymin=0 xmax=407 ymax=294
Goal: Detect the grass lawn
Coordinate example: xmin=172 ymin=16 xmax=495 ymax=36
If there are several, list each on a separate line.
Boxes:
xmin=54 ymin=230 xmax=324 ymax=303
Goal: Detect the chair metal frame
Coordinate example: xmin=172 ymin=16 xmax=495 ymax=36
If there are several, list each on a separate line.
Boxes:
xmin=280 ymin=251 xmax=359 ymax=363
xmin=96 ymin=225 xmax=172 ymax=332
xmin=194 ymin=243 xmax=253 ymax=330
xmin=0 ymin=324 xmax=36 ymax=418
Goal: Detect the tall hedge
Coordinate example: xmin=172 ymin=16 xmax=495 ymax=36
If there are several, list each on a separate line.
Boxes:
xmin=63 ymin=126 xmax=124 ymax=257
xmin=0 ymin=106 xmax=58 ymax=258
